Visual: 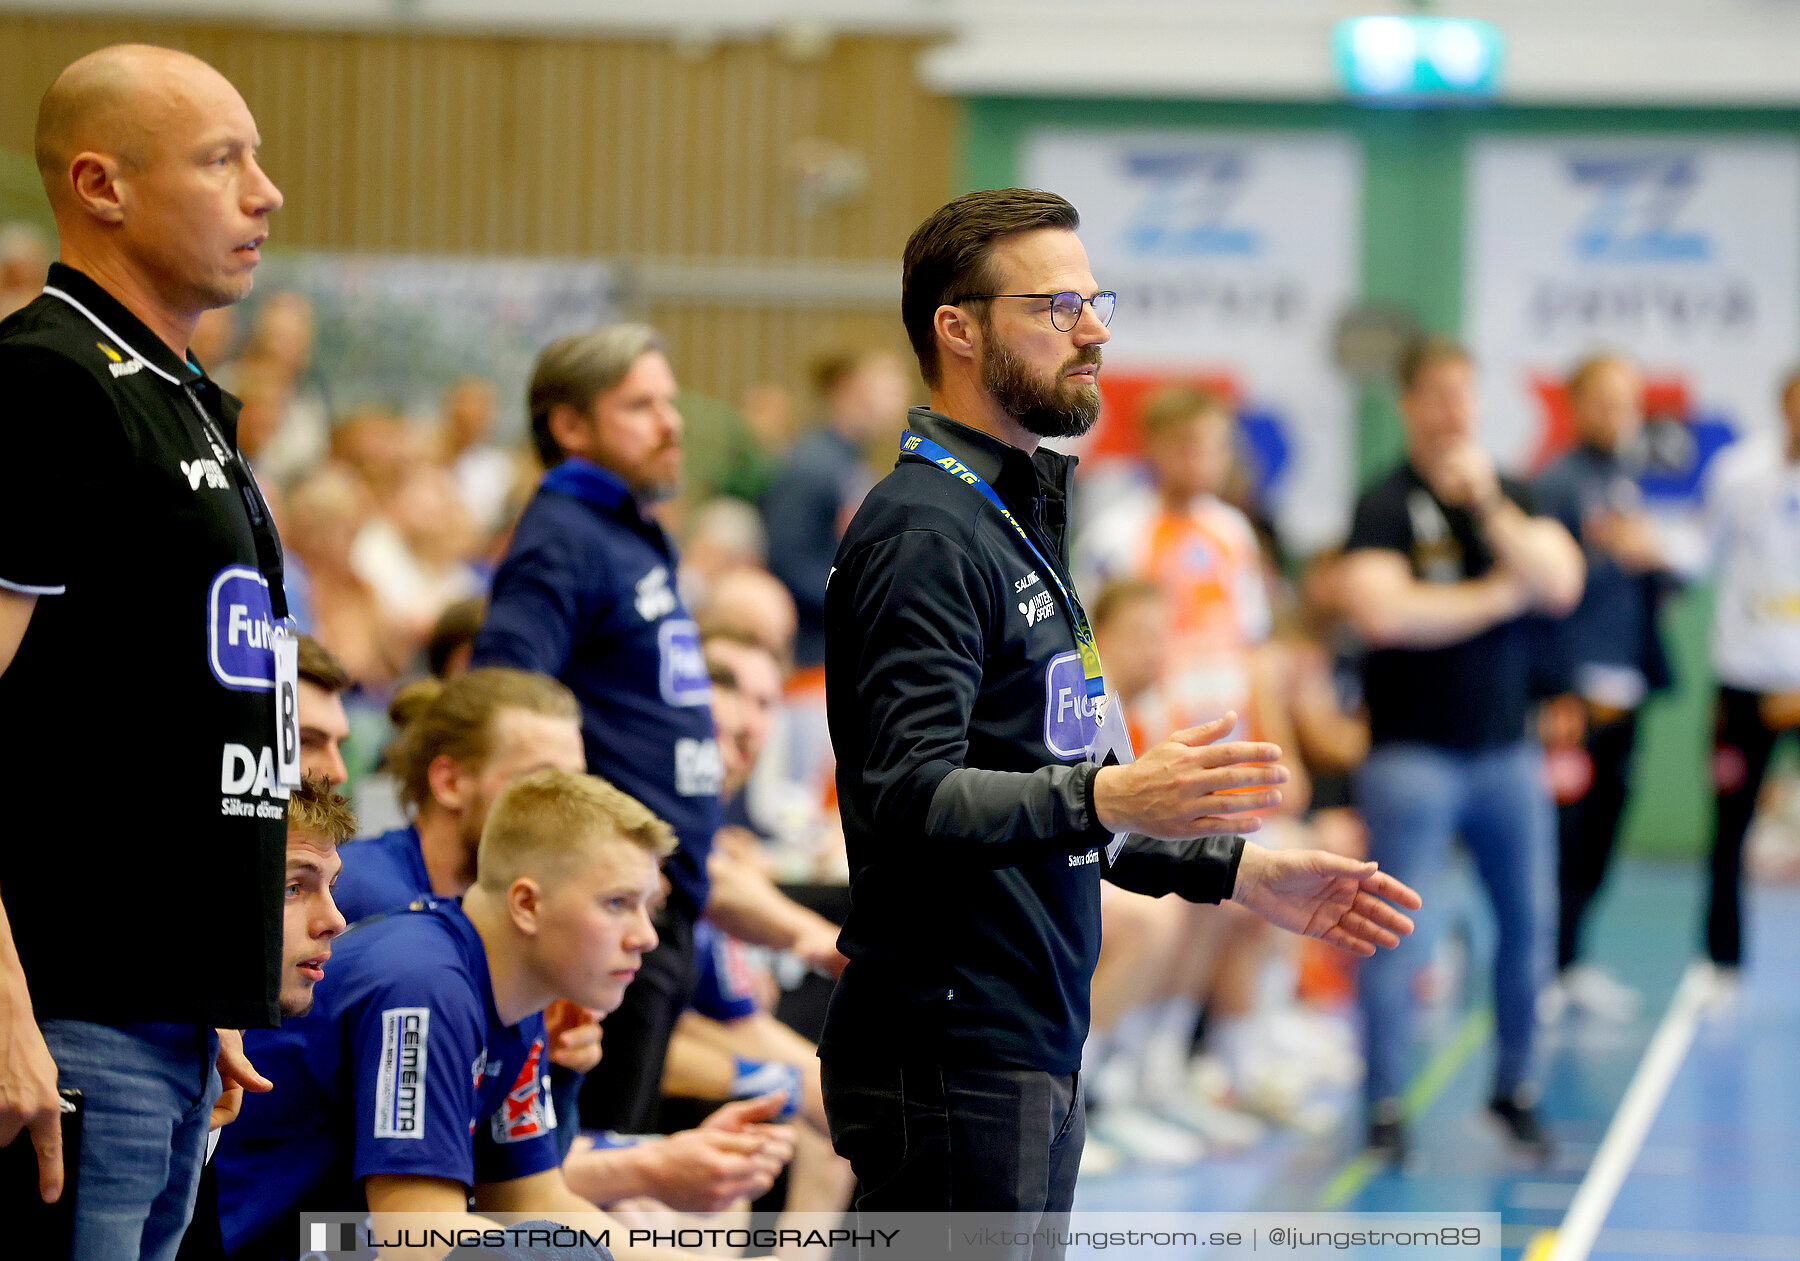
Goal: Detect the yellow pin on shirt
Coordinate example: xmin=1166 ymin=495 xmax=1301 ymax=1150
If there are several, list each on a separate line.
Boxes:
xmin=97 ymin=342 xmax=122 ymax=363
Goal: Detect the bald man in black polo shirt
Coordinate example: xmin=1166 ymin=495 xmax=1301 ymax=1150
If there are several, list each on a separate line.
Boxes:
xmin=0 ymin=45 xmax=287 ymax=1261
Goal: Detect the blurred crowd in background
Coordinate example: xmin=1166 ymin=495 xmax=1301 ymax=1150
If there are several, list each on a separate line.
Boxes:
xmin=8 ymin=205 xmax=1793 ymax=1180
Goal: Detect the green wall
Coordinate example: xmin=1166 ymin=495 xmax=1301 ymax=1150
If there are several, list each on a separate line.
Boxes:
xmin=963 ymin=96 xmax=1800 ymax=858
xmin=1 ymin=146 xmax=52 ymax=230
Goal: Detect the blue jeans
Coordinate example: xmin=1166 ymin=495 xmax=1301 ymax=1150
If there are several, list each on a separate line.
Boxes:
xmin=1355 ymin=741 xmax=1554 ymax=1107
xmin=38 ymin=1020 xmax=220 ymax=1261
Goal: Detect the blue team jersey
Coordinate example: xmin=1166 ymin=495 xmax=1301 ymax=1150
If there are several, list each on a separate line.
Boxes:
xmin=689 ymin=920 xmax=757 ymax=1022
xmin=471 ymin=457 xmax=722 ymax=920
xmin=332 ymin=825 xmax=433 ymax=924
xmin=216 ymin=901 xmax=558 ymax=1260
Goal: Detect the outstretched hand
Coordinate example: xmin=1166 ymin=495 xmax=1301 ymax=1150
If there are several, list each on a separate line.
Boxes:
xmin=1093 ymin=712 xmax=1290 ymax=839
xmin=211 ymin=1028 xmax=273 ymax=1131
xmin=1229 ymin=844 xmax=1421 ymax=956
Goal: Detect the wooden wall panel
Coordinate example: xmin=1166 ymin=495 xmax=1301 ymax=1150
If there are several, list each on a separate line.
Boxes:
xmin=647 ymin=302 xmax=912 ymax=412
xmin=0 ymin=14 xmax=951 ymax=400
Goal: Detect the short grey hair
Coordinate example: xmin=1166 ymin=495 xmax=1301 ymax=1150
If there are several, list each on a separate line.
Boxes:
xmin=527 ymin=323 xmax=666 ymax=466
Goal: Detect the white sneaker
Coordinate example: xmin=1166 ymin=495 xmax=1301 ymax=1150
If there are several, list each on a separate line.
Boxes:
xmin=1187 ymin=1053 xmax=1235 ymax=1104
xmin=1537 ymin=975 xmax=1570 ymax=1025
xmin=1692 ymin=960 xmax=1743 ymax=1013
xmin=1158 ymin=1089 xmax=1267 ymax=1149
xmin=1089 ymin=1105 xmax=1207 ymax=1166
xmin=1259 ymin=1007 xmax=1365 ymax=1086
xmin=1237 ymin=1060 xmax=1335 ymax=1135
xmin=1084 ymin=1051 xmax=1142 ymax=1113
xmin=1077 ymin=1132 xmax=1124 ymax=1177
xmin=1560 ymin=964 xmax=1642 ymax=1022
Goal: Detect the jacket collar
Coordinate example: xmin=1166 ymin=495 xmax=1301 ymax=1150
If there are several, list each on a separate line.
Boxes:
xmin=902 ymin=406 xmax=1077 ymax=512
xmin=540 ymin=455 xmax=634 ymax=514
xmin=538 ymin=458 xmax=675 ymax=559
xmin=40 ymin=262 xmax=206 ymax=386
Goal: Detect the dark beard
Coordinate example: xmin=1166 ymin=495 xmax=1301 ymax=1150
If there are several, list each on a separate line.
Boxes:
xmin=279 ymin=993 xmax=315 ymax=1019
xmin=981 ymin=334 xmax=1102 ymax=439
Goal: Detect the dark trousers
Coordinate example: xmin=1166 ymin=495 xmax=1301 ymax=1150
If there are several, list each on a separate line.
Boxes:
xmin=1707 ymin=686 xmax=1792 ymax=967
xmin=821 ymin=1058 xmax=1083 ymax=1261
xmin=1556 ymin=707 xmax=1641 ymax=971
xmin=577 ymin=906 xmax=697 ymax=1132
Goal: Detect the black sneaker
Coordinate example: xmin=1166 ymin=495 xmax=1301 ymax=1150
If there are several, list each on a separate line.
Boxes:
xmin=1487 ymin=1090 xmax=1555 ymax=1165
xmin=1365 ymin=1099 xmax=1407 ymax=1165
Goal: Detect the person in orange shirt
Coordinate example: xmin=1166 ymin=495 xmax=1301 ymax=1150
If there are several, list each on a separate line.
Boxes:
xmin=1078 ymin=386 xmax=1271 ymax=737
xmin=1080 ymin=392 xmax=1356 ymax=1141
xmin=1077 ymin=581 xmax=1278 ymax=1167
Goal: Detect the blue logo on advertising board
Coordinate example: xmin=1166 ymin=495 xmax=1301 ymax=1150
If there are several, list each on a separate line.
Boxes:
xmin=659 ymin=619 xmax=711 ymax=708
xmin=1122 ymin=150 xmax=1262 ymax=257
xmin=1636 ymin=412 xmax=1736 ymax=507
xmin=1044 ymin=650 xmax=1100 ymax=760
xmin=1238 ymin=405 xmax=1293 ymax=506
xmin=1567 ymin=155 xmax=1710 ymax=263
xmin=209 ymin=565 xmax=275 ymax=692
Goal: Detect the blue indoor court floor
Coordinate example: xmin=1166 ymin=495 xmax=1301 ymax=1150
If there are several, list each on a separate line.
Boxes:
xmin=1074 ymin=859 xmax=1800 ymax=1261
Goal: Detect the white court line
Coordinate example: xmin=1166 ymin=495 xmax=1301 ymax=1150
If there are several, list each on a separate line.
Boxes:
xmin=1546 ymin=962 xmax=1716 ymax=1261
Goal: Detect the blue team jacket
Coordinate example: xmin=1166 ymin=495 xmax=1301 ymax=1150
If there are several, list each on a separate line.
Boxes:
xmin=471 ymin=458 xmax=721 ymax=918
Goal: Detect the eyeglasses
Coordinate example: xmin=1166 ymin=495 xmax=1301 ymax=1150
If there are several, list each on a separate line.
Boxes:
xmin=954 ymin=290 xmax=1117 ymax=332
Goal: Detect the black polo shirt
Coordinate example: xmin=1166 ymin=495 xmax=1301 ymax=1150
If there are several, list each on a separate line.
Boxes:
xmin=0 ymin=264 xmax=285 ymax=1029
xmin=1346 ymin=460 xmax=1541 ymax=751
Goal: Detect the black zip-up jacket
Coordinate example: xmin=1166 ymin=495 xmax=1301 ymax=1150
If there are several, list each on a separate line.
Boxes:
xmin=819 ymin=408 xmax=1243 ymax=1073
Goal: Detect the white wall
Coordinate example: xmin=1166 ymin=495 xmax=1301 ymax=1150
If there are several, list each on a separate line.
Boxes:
xmin=14 ymin=0 xmax=1800 ymax=103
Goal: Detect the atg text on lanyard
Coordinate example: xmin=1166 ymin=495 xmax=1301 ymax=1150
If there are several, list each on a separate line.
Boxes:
xmin=901 ymin=431 xmax=1105 ymax=701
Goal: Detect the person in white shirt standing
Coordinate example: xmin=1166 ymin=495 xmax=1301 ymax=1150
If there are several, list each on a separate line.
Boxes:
xmin=1696 ymin=369 xmax=1800 ymax=985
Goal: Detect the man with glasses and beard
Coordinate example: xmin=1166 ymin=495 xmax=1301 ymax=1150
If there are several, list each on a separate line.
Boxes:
xmin=818 ymin=188 xmax=1421 ymax=1238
